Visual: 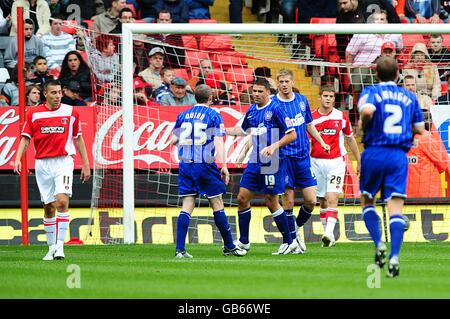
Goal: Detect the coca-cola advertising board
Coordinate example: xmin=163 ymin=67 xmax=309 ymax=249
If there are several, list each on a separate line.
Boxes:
xmin=0 ymin=104 xmax=249 ymax=170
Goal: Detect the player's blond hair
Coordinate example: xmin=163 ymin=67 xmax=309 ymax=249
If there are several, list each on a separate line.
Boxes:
xmin=276 ymin=69 xmax=294 ymax=81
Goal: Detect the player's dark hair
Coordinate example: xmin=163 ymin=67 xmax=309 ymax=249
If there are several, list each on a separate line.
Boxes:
xmin=376 ymin=57 xmax=398 ymax=82
xmin=253 ymin=77 xmax=271 ymax=91
xmin=195 ymin=84 xmax=212 ymax=103
xmin=50 ymin=14 xmax=65 ymax=24
xmin=320 ymin=84 xmax=336 ymax=95
xmin=43 ymin=79 xmax=62 ymax=92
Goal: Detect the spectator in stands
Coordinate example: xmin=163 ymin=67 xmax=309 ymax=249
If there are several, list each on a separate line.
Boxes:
xmin=110 ymin=6 xmax=135 ymax=33
xmin=194 ymin=58 xmax=214 ymax=87
xmin=336 ymin=0 xmax=399 ymax=59
xmin=139 ymin=46 xmax=165 ymax=89
xmin=29 ymin=55 xmax=54 ymax=89
xmin=4 ymin=19 xmax=44 ymax=74
xmin=403 ymin=74 xmax=434 ymax=110
xmin=428 ymin=34 xmax=450 ymax=82
xmin=150 ymin=10 xmax=185 ymax=67
xmin=47 ymin=0 xmax=65 ymax=16
xmin=41 ymin=14 xmax=76 ymax=73
xmin=61 ymin=80 xmax=87 ymax=106
xmin=185 ymin=0 xmax=213 ymax=19
xmin=406 ymin=103 xmax=450 ymax=198
xmin=159 ymin=77 xmax=196 ymax=105
xmin=346 ymin=11 xmax=403 ymax=93
xmin=92 ymin=0 xmax=126 ymax=33
xmin=59 ymin=50 xmax=92 ymax=101
xmin=154 ymin=0 xmax=189 ymax=23
xmin=205 ymin=72 xmax=236 ymax=105
xmin=66 ymin=0 xmax=105 ymax=21
xmin=239 ymin=86 xmax=253 ymax=104
xmin=133 ymin=77 xmax=153 ymax=106
xmin=405 ymin=0 xmax=441 ymax=23
xmin=0 ymin=0 xmax=13 ymax=18
xmin=229 ymin=0 xmax=242 ymax=23
xmin=403 ymin=43 xmax=441 ymax=100
xmin=0 ymin=64 xmax=20 ymax=105
xmin=10 ymin=0 xmax=51 ymax=37
xmin=437 ymin=73 xmax=450 ymax=104
xmin=0 ymin=6 xmax=11 ymax=35
xmin=139 ymin=0 xmax=159 ymax=23
xmin=440 ymin=0 xmax=450 ymax=22
xmin=90 ymin=34 xmax=120 ymax=83
xmin=101 ymin=83 xmax=122 ymax=106
xmin=152 ymin=67 xmax=175 ymax=101
xmin=254 ymin=66 xmax=277 ymax=94
xmin=26 ymin=84 xmax=41 ymax=105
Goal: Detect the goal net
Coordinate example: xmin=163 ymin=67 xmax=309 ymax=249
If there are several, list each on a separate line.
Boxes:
xmin=81 ymin=22 xmax=450 ymax=246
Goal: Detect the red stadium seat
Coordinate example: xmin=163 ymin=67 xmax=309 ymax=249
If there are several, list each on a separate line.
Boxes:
xmin=83 ymin=19 xmax=94 ymax=30
xmin=442 ymin=34 xmax=450 ymax=48
xmin=61 ymin=20 xmax=78 ymax=35
xmin=189 ymin=19 xmax=217 ymax=23
xmin=182 ymin=35 xmax=198 ymax=49
xmin=173 ymin=68 xmax=190 ymax=81
xmin=225 ymin=66 xmax=254 ymax=84
xmin=309 ymin=17 xmax=336 ymax=60
xmin=185 ymin=50 xmax=210 ymax=67
xmin=199 ymin=35 xmax=233 ymax=51
xmin=210 ymin=53 xmax=246 ymax=71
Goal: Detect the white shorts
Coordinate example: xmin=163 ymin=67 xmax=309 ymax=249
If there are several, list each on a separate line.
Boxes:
xmin=311 ymin=157 xmax=346 ymax=198
xmin=35 ymin=156 xmax=74 ymax=204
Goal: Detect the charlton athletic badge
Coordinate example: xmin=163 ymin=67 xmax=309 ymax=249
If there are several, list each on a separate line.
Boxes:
xmin=61 ymin=118 xmax=68 ymax=125
xmin=265 ymin=111 xmax=273 ymax=121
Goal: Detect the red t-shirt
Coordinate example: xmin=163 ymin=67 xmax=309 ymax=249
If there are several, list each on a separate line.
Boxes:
xmin=22 ymin=103 xmax=81 ymax=159
xmin=310 ymin=108 xmax=352 ymax=159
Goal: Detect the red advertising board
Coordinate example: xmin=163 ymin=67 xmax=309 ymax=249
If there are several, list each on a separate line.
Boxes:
xmin=0 ymin=104 xmax=248 ymax=170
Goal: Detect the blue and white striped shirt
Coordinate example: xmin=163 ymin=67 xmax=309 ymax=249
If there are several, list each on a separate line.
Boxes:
xmin=358 ymin=82 xmax=424 ymax=152
xmin=273 ymin=93 xmax=313 ymax=158
xmin=174 ymin=104 xmax=225 ymax=163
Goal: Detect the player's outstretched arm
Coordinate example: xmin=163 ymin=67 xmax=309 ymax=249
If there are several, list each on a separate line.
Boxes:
xmin=214 ymin=136 xmax=229 ymax=185
xmin=346 ymin=135 xmax=361 ymax=175
xmin=261 ymin=130 xmax=297 ymax=157
xmin=306 ymin=124 xmax=330 ymax=153
xmin=75 ymin=135 xmax=91 ymax=183
xmin=13 ymin=137 xmax=30 ymax=174
xmin=225 ymin=126 xmax=246 ymax=136
xmin=359 ymin=106 xmax=375 ymax=132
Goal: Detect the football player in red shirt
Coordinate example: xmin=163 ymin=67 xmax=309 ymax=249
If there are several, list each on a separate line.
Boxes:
xmin=310 ymin=84 xmax=361 ymax=247
xmin=14 ymin=79 xmax=91 ymax=260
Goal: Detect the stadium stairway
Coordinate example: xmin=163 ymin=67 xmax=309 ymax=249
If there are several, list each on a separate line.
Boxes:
xmin=210 ymin=0 xmax=320 ymax=106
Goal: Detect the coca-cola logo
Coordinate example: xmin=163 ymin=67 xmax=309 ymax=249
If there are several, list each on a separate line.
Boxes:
xmin=0 ymin=109 xmax=19 ymax=167
xmin=93 ymin=106 xmax=250 ymax=167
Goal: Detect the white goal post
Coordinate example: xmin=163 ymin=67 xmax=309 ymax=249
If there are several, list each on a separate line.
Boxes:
xmin=120 ymin=23 xmax=450 ymax=244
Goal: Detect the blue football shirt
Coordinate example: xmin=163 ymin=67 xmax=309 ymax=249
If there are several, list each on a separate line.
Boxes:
xmin=241 ymin=98 xmax=294 ymax=164
xmin=273 ymin=92 xmax=313 ymax=158
xmin=174 ymin=104 xmax=225 ymax=163
xmin=358 ymin=82 xmax=424 ymax=152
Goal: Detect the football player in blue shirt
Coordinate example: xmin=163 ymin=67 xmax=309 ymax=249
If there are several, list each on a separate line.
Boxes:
xmin=273 ymin=69 xmax=330 ymax=254
xmin=172 ymin=84 xmax=247 ymax=258
xmin=226 ymin=78 xmax=299 ymax=255
xmin=358 ymin=57 xmax=424 ymax=277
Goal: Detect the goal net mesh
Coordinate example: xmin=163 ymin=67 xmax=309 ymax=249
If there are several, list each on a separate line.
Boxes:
xmin=79 ymin=24 xmax=450 ymax=245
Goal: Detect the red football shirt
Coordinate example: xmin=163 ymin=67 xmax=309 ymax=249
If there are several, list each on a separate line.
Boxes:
xmin=22 ymin=103 xmax=81 ymax=159
xmin=310 ymin=108 xmax=352 ymax=159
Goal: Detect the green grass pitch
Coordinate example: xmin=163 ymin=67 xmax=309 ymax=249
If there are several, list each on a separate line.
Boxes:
xmin=1 ymin=242 xmax=449 ymax=298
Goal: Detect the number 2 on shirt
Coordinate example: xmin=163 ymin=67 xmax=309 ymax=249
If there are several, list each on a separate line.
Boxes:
xmin=383 ymin=104 xmax=403 ymax=134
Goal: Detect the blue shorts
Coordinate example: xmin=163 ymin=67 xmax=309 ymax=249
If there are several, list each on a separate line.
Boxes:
xmin=286 ymin=156 xmax=317 ymax=189
xmin=240 ymin=161 xmax=287 ymax=195
xmin=360 ymin=146 xmax=408 ymax=201
xmin=178 ymin=162 xmax=226 ymax=198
